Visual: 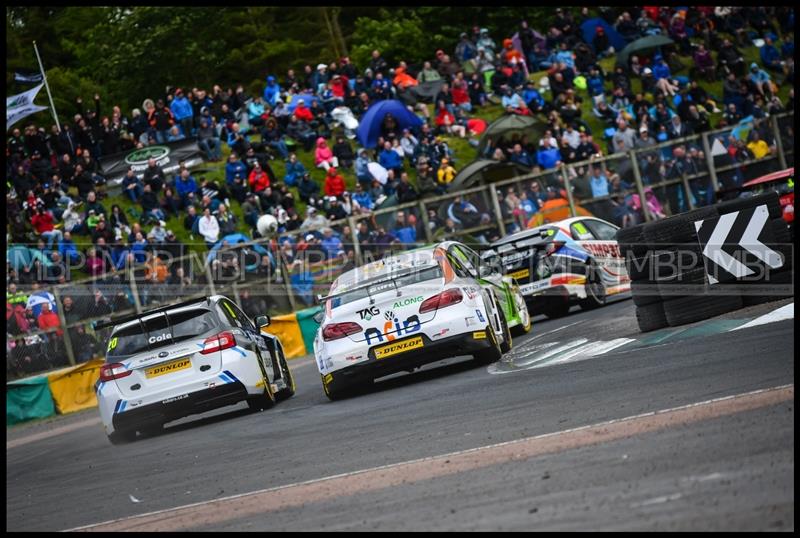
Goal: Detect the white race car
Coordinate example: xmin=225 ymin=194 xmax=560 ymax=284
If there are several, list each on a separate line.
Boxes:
xmin=314 ymin=241 xmax=526 ymax=400
xmin=96 ymin=295 xmax=294 ymax=444
xmin=483 ymin=217 xmax=631 ymax=318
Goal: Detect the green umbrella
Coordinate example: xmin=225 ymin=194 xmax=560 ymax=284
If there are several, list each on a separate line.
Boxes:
xmin=476 ymin=114 xmax=545 ymax=155
xmin=616 ymin=35 xmax=675 ymax=69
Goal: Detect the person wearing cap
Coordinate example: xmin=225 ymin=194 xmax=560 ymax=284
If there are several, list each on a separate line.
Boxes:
xmin=147 ymin=219 xmax=169 ymax=244
xmin=312 ymin=63 xmax=329 ymax=95
xmin=748 ymin=62 xmax=773 ymax=98
xmin=170 ymin=88 xmax=194 ymax=137
xmin=455 ymin=32 xmax=478 ymax=63
xmin=301 ymin=206 xmax=330 ymax=231
xmin=476 ymin=28 xmax=496 ymax=54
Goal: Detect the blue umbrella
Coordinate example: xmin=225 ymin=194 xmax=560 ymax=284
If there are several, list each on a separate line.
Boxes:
xmin=287 ymin=93 xmax=318 ymax=113
xmin=207 ymin=233 xmax=271 ymax=271
xmin=580 ymin=18 xmax=627 ymax=54
xmin=356 ymin=99 xmax=423 ymax=149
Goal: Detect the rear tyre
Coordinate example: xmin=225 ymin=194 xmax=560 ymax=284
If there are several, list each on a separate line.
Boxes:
xmin=499 ymin=308 xmax=512 ymax=353
xmin=579 ymin=262 xmax=606 ymax=311
xmin=108 ymin=429 xmax=137 ymax=445
xmin=247 ymin=370 xmax=276 ymax=410
xmin=474 ymin=325 xmax=503 ymax=364
xmin=274 ymin=344 xmax=296 ymax=402
xmin=322 ymin=374 xmax=354 ymax=401
xmin=510 ymin=288 xmax=532 ymax=337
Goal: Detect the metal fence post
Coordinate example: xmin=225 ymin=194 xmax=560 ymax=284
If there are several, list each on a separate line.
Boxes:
xmin=701 ymin=131 xmax=720 ymax=194
xmin=348 ymin=216 xmax=363 ymax=266
xmin=204 ymin=260 xmax=217 ymax=296
xmin=772 ymin=115 xmax=788 ymax=170
xmin=232 ymin=281 xmax=242 ymax=308
xmin=561 ymin=166 xmax=577 ymax=217
xmin=681 ymin=171 xmax=696 ymax=211
xmin=128 ymin=267 xmax=142 ymax=313
xmin=418 ymin=200 xmax=434 ymax=243
xmin=278 ymin=255 xmax=298 ymax=312
xmin=488 ymin=185 xmax=507 ymax=237
xmin=628 ymin=150 xmax=653 ymax=222
xmin=52 ymin=286 xmax=76 ymax=366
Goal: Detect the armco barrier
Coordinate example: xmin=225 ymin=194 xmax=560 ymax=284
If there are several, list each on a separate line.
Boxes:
xmin=47 ymin=359 xmax=105 ymax=415
xmin=7 ymin=376 xmax=56 ymax=426
xmin=620 ymin=192 xmax=794 ymax=332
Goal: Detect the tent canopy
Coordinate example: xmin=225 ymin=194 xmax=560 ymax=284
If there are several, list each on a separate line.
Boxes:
xmin=207 ymin=233 xmax=270 ymax=270
xmin=356 ymin=99 xmax=423 ymax=149
xmin=616 ymin=35 xmax=675 ymax=68
xmin=287 ymin=93 xmax=318 ymax=113
xmin=580 ymin=17 xmax=627 ymax=54
xmin=476 ymin=114 xmax=545 ymax=155
xmin=449 ymin=159 xmax=532 ymax=191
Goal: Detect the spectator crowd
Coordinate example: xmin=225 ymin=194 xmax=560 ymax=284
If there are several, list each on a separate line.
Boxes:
xmin=7 ymin=6 xmax=795 ymax=376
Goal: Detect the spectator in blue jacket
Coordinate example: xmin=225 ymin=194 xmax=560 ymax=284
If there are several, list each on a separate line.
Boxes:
xmin=536 ymin=138 xmax=562 ymax=169
xmin=263 ymin=75 xmax=281 ymax=107
xmin=247 ymin=96 xmax=266 ymax=128
xmin=509 ymin=143 xmax=534 ymax=167
xmin=284 ymin=153 xmax=307 ymax=187
xmin=121 ymin=167 xmax=144 ymax=203
xmin=175 ymin=169 xmax=198 ymax=208
xmin=378 ymin=141 xmax=403 ymax=175
xmin=320 ymin=227 xmax=344 ymax=259
xmin=589 ymin=165 xmax=610 ymax=198
xmin=521 ymin=81 xmax=545 ymax=113
xmin=760 ymin=37 xmax=782 ymax=72
xmin=352 ymin=182 xmax=374 ymax=211
xmin=57 ymin=232 xmax=80 ymax=265
xmin=355 ymin=149 xmax=374 ymax=188
xmin=225 ymin=153 xmax=248 ymax=185
xmin=170 ymin=88 xmax=194 ymax=136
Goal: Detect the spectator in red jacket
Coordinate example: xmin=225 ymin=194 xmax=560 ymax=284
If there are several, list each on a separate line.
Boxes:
xmin=294 ymin=100 xmax=314 ymax=123
xmin=324 ymin=167 xmax=346 ymax=198
xmin=248 ymin=161 xmax=270 ymax=193
xmin=37 ymin=302 xmax=63 ymax=338
xmin=31 ymin=207 xmax=63 ymax=249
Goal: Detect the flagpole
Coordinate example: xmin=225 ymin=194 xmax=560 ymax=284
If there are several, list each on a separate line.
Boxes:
xmin=33 ymin=40 xmax=61 ymax=133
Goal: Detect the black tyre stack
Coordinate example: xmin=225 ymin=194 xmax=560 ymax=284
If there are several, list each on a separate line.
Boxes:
xmin=617 ymin=193 xmax=793 ymax=333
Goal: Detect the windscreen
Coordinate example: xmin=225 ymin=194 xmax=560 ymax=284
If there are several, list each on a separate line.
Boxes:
xmin=106 ymin=309 xmax=219 ymax=361
xmin=329 ymin=265 xmax=443 ymax=309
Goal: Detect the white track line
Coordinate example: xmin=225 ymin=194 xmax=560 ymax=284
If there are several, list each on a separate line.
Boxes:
xmin=729 ymin=303 xmax=794 ymax=331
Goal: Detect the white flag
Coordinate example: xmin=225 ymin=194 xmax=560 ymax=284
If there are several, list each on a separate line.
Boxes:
xmin=7 ymin=83 xmax=44 ymax=111
xmin=7 ymin=103 xmax=48 ymax=130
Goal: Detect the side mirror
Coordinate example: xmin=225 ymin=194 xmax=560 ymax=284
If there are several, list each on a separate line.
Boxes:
xmin=255 ymin=315 xmax=271 ymax=329
xmin=478 ymin=264 xmax=493 ymax=278
xmin=313 ymin=311 xmax=324 ymax=324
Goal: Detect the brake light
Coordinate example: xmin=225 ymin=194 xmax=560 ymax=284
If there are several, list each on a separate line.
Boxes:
xmin=322 ymin=322 xmax=362 ymax=341
xmin=99 ymin=363 xmax=133 ymax=382
xmin=419 ymin=289 xmax=463 ymax=314
xmin=201 ymin=331 xmax=236 ymax=354
xmin=545 ymin=241 xmax=565 ymax=256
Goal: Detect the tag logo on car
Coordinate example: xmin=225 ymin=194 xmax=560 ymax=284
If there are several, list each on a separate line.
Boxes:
xmin=356 ymin=306 xmax=379 ymax=320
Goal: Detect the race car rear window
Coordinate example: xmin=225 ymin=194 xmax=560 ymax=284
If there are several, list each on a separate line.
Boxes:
xmin=106 ymin=309 xmax=219 ymax=361
xmin=329 ymin=266 xmax=443 ymax=308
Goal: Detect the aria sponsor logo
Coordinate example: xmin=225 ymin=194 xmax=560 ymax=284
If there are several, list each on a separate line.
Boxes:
xmin=365 ymin=314 xmax=422 ymax=345
xmin=356 ymin=306 xmax=379 ymax=320
xmin=393 ymin=296 xmax=423 ymax=309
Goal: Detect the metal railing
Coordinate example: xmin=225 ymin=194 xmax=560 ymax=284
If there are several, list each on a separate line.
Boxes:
xmin=6 ymin=112 xmax=793 ymax=379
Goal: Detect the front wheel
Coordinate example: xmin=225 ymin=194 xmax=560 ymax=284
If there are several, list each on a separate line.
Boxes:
xmin=274 ymin=344 xmax=296 ymax=402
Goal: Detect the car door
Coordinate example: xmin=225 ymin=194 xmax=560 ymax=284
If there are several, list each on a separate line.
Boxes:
xmin=573 ymin=218 xmax=628 ymax=287
xmin=216 ymin=299 xmax=275 ymax=380
xmin=451 ymin=244 xmax=508 ymax=328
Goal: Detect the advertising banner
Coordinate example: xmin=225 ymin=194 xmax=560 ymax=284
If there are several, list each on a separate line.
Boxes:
xmin=47 ymin=359 xmax=104 ymax=415
xmin=98 ymin=138 xmax=205 ymax=189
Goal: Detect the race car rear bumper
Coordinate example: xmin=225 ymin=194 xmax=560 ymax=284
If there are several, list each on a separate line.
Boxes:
xmin=323 ymin=330 xmax=495 ymax=393
xmin=111 ymin=382 xmax=248 ymax=433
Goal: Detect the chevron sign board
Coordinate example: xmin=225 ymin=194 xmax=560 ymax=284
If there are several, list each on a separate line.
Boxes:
xmin=694 ymin=205 xmax=784 ymax=285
